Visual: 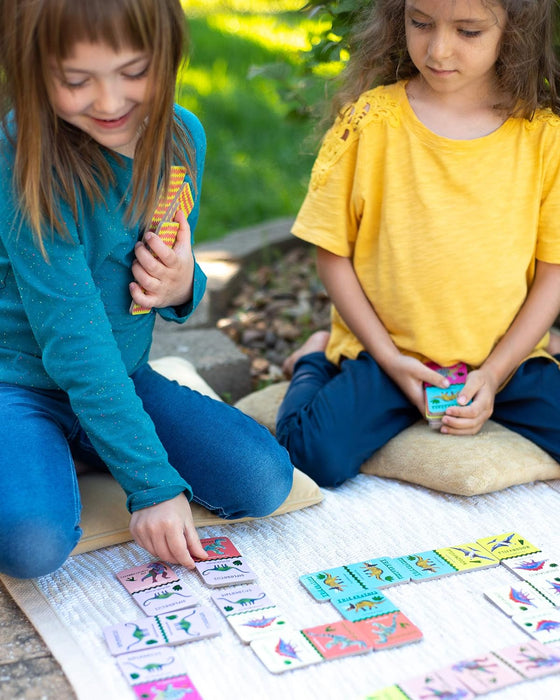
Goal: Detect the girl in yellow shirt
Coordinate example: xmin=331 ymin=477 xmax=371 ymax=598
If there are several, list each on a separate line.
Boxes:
xmin=276 ymin=0 xmax=560 ymax=487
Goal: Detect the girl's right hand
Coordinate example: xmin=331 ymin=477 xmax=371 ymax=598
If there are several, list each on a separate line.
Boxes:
xmin=385 ymin=354 xmax=450 ymax=416
xmin=129 ymin=493 xmax=208 ymax=569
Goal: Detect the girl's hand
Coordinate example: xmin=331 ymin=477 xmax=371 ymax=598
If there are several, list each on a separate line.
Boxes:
xmin=385 ymin=354 xmax=450 ymax=416
xmin=439 ymin=367 xmax=499 ymax=435
xmin=129 ymin=209 xmax=194 ymax=310
xmin=129 ymin=493 xmax=208 ymax=569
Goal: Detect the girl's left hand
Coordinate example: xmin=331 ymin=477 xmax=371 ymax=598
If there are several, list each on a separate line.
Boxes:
xmin=438 ymin=367 xmax=499 ymax=435
xmin=129 ymin=209 xmax=194 ymax=310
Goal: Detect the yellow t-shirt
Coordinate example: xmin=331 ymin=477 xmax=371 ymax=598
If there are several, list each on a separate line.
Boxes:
xmin=293 ymin=81 xmax=560 ymax=368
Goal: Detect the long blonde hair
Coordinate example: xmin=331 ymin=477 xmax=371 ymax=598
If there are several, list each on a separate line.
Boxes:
xmin=0 ymin=0 xmax=195 ymax=254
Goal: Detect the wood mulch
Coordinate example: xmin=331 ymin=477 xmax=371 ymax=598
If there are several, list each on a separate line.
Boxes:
xmin=216 ymin=245 xmax=331 ymax=390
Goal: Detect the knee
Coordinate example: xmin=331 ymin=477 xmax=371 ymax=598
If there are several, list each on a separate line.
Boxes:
xmin=228 ymin=440 xmax=295 ymax=519
xmin=0 ymin=518 xmax=80 ymax=579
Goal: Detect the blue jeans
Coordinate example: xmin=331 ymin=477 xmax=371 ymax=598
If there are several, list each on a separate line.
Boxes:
xmin=0 ymin=364 xmax=293 ymax=579
xmin=276 ymin=351 xmax=560 ymax=487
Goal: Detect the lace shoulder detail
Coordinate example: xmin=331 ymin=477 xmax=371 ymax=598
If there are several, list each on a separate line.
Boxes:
xmin=310 ymin=88 xmax=401 ymax=189
xmin=524 ymin=108 xmax=560 ymax=131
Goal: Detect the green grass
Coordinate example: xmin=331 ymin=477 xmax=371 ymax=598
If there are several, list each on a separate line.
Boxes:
xmin=178 ymin=1 xmax=329 ymax=242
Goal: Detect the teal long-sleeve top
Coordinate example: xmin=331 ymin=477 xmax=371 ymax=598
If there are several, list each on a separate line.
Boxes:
xmin=0 ymin=105 xmax=207 ymax=512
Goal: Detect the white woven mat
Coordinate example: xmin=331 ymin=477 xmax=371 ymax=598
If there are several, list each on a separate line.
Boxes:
xmin=3 ymin=474 xmax=560 ymax=700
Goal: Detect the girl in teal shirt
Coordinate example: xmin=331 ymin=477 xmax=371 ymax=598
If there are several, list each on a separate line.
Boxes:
xmin=0 ymin=0 xmax=293 ymax=579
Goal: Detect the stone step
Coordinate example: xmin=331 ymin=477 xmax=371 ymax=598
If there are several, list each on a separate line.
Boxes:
xmin=149 ymin=217 xmax=297 ymax=402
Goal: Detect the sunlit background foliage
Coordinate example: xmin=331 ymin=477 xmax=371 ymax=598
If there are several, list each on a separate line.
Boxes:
xmin=179 ymin=0 xmax=360 ymax=241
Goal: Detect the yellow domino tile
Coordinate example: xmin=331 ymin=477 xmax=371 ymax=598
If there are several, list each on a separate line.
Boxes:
xmin=476 ymin=533 xmax=541 ymax=561
xmin=434 ymin=543 xmax=500 ymax=572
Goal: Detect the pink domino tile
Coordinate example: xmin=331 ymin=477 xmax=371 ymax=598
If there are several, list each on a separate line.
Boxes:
xmin=196 ymin=536 xmax=241 ymax=561
xmin=398 ymin=671 xmax=475 ymax=700
xmin=132 ymin=675 xmax=203 ymax=700
xmin=436 ymin=653 xmax=523 ymax=694
xmin=493 ymin=640 xmax=560 ymax=679
xmin=116 ymin=562 xmax=179 ymax=595
xmin=351 ymin=611 xmax=423 ymax=650
xmin=302 ymin=620 xmax=370 ymax=660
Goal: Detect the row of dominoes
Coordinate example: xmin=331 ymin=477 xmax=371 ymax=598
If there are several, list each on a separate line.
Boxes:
xmin=365 ymin=640 xmax=560 ymax=699
xmin=102 ymin=536 xmax=256 ymax=698
xmin=301 ymin=532 xmax=560 ymax=696
xmin=301 ymin=532 xmax=541 ymax=605
xmin=301 ymin=532 xmax=560 ymax=636
xmin=301 ymin=531 xmax=543 ymax=607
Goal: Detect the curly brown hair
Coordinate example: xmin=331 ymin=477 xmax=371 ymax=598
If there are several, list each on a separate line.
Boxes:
xmin=0 ymin=0 xmax=194 ymax=255
xmin=331 ymin=0 xmax=560 ymax=120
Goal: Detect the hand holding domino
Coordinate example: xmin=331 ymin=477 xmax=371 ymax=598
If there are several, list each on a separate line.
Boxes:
xmin=423 ymin=361 xmax=469 ymax=429
xmin=130 ymin=166 xmax=194 ymax=315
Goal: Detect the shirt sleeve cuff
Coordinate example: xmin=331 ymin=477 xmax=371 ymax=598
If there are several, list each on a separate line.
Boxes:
xmin=126 ymin=481 xmax=194 ymax=513
xmin=158 ymin=261 xmax=207 ymax=323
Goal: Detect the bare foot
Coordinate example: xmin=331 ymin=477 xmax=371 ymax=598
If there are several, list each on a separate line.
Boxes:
xmin=282 ymin=330 xmax=330 ymax=378
xmin=548 ymin=326 xmax=560 ymax=356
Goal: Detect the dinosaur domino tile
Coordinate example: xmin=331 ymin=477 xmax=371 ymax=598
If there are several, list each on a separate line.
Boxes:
xmin=250 ymin=627 xmax=323 ymax=674
xmin=196 ymin=536 xmax=242 ymax=561
xmin=115 ymin=561 xmax=199 ymax=615
xmin=225 ymin=607 xmax=290 ymax=644
xmin=115 ymin=647 xmax=203 ymax=697
xmin=194 ymin=556 xmax=257 ymax=588
xmin=116 ymin=646 xmax=186 ymax=686
xmin=301 ymin=620 xmax=370 ymax=660
xmin=103 ymin=606 xmax=220 ymax=656
xmin=211 ymin=583 xmax=275 ymax=617
xmin=131 ymin=676 xmax=203 ymax=700
xmin=423 ymin=362 xmax=469 ymax=427
xmin=351 ymin=611 xmax=423 ymax=651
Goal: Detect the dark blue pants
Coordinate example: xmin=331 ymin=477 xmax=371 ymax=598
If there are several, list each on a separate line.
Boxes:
xmin=276 ymin=352 xmax=560 ymax=487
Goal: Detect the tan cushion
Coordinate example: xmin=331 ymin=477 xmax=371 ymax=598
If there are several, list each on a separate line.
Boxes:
xmin=361 ymin=420 xmax=560 ymax=496
xmin=72 ymin=358 xmax=322 ymax=556
xmin=235 ymin=381 xmax=288 ymax=433
xmin=235 ymin=381 xmax=560 ymax=497
xmin=73 ymin=466 xmax=322 ymax=556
